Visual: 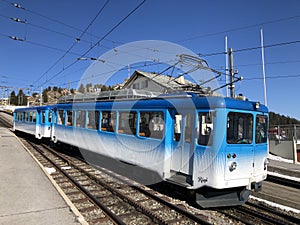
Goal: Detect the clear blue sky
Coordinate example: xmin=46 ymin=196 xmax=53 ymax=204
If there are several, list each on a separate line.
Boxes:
xmin=1 ymin=0 xmax=300 ymax=120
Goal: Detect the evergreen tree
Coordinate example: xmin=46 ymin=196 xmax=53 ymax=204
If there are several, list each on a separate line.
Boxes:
xmin=86 ymin=83 xmax=93 ymax=92
xmin=10 ymin=91 xmax=17 ymax=105
xmin=42 ymin=89 xmax=48 ymax=103
xmin=269 ymin=111 xmax=300 ymax=126
xmin=78 ymin=83 xmax=85 ymax=93
xmin=17 ymin=89 xmax=27 ymax=105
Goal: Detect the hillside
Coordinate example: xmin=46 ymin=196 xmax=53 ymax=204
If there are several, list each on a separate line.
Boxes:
xmin=269 ymin=112 xmax=300 ymax=126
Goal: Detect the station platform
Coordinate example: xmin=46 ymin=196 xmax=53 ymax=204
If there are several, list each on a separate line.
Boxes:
xmin=0 ymin=127 xmax=80 ymax=225
xmin=268 ymin=157 xmax=300 ymax=179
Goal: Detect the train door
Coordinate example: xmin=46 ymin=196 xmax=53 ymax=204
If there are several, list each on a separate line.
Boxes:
xmin=225 ymin=112 xmax=254 ymax=180
xmin=171 ymin=112 xmax=195 ymax=175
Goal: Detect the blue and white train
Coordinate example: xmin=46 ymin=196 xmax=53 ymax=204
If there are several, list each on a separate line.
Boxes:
xmin=14 ymin=106 xmax=53 ymax=139
xmin=13 ymin=92 xmax=268 ymax=207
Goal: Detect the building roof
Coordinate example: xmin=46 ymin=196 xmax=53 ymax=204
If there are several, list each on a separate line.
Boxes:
xmin=123 ymin=70 xmax=195 ymax=91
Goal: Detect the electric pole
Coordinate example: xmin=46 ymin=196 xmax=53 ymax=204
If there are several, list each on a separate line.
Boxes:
xmin=228 ymin=48 xmax=235 ymax=98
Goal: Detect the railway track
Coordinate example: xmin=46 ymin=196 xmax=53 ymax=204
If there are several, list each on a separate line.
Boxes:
xmin=20 ymin=137 xmax=212 ymax=225
xmin=0 ymin=112 xmax=13 ymax=128
xmin=267 ymin=174 xmax=300 ymax=189
xmin=219 ymin=200 xmax=300 ymax=225
xmin=252 ymin=177 xmax=300 ymax=210
xmin=218 ymin=174 xmax=300 ymax=225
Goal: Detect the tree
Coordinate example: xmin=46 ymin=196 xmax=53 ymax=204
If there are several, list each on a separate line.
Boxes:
xmin=10 ymin=91 xmax=17 ymax=105
xmin=16 ymin=89 xmax=27 ymax=105
xmin=78 ymin=83 xmax=85 ymax=93
xmin=269 ymin=111 xmax=300 ymax=126
xmin=86 ymin=83 xmax=93 ymax=92
xmin=46 ymin=86 xmax=51 ymax=92
xmin=42 ymin=89 xmax=48 ymax=103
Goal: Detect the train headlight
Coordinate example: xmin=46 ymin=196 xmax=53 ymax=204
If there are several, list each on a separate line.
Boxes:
xmin=264 ymin=158 xmax=269 ymax=170
xmin=229 ymin=162 xmax=237 ymax=172
xmin=255 ymin=102 xmax=260 ymax=109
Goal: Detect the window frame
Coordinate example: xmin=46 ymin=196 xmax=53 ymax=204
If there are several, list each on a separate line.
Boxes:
xmin=101 ymin=111 xmax=116 ymax=132
xmin=75 ymin=110 xmax=86 ymax=128
xmin=197 ymin=111 xmax=215 ymax=146
xmin=118 ymin=111 xmax=137 ymax=136
xmin=255 ymin=114 xmax=268 ymax=144
xmin=226 ymin=112 xmax=253 ymax=144
xmin=138 ymin=111 xmax=165 ymax=139
xmin=87 ymin=110 xmax=100 ymax=130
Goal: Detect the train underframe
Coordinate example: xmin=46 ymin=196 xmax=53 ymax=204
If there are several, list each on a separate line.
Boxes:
xmin=194 ymin=184 xmax=261 ymax=208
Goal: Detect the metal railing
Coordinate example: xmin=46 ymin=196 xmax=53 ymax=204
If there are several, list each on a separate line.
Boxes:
xmin=269 ymin=124 xmax=300 ymax=141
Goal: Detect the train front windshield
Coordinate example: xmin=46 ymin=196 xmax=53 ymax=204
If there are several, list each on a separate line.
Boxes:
xmin=227 ymin=112 xmax=268 ymax=144
xmin=255 ymin=115 xmax=268 ymax=143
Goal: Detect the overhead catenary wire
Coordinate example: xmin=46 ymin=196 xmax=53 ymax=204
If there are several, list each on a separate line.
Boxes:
xmin=2 ymin=0 xmax=299 ymax=66
xmin=1 ymin=0 xmax=300 ymax=92
xmin=176 ymin=14 xmax=300 ymax=43
xmin=35 ymin=0 xmax=147 ymax=91
xmin=199 ymin=39 xmax=300 ymax=57
xmin=1 ymin=0 xmax=123 ymax=46
xmin=32 ymin=0 xmax=111 ymax=86
xmin=244 ymin=73 xmax=300 ymax=80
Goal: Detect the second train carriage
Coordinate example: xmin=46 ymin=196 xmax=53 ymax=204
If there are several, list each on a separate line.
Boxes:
xmin=13 ymin=106 xmax=53 ymax=139
xmin=51 ymin=92 xmax=268 ymax=207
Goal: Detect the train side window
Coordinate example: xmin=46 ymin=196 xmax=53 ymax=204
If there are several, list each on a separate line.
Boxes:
xmin=33 ymin=112 xmax=36 ymax=122
xmin=118 ymin=111 xmax=137 ymax=135
xmin=18 ymin=112 xmax=22 ymax=121
xmin=29 ymin=112 xmax=33 ymax=122
xmin=174 ymin=114 xmax=182 ymax=142
xmin=101 ymin=111 xmax=116 ymax=132
xmin=184 ymin=113 xmax=194 ymax=143
xmin=57 ymin=110 xmax=64 ymax=125
xmin=87 ymin=111 xmax=99 ymax=130
xmin=139 ymin=112 xmax=164 ymax=139
xmin=198 ymin=112 xmax=214 ymax=146
xmin=256 ymin=115 xmax=268 ymax=144
xmin=48 ymin=111 xmax=52 ymax=123
xmin=25 ymin=112 xmax=29 ymax=122
xmin=66 ymin=110 xmax=73 ymax=126
xmin=17 ymin=112 xmax=20 ymax=121
xmin=227 ymin=112 xmax=253 ymax=144
xmin=76 ymin=110 xmax=86 ymax=128
xmin=41 ymin=110 xmax=46 ymax=124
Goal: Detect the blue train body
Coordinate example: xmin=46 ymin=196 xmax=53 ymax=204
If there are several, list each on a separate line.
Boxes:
xmin=13 ymin=93 xmax=269 ymax=207
xmin=13 ymin=106 xmax=53 ymax=139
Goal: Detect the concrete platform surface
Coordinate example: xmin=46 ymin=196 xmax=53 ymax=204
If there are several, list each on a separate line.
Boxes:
xmin=0 ymin=128 xmax=80 ymax=225
xmin=268 ymin=158 xmax=300 ymax=178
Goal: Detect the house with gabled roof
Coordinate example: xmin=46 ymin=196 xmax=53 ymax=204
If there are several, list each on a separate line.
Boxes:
xmin=122 ymin=70 xmax=194 ymax=93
